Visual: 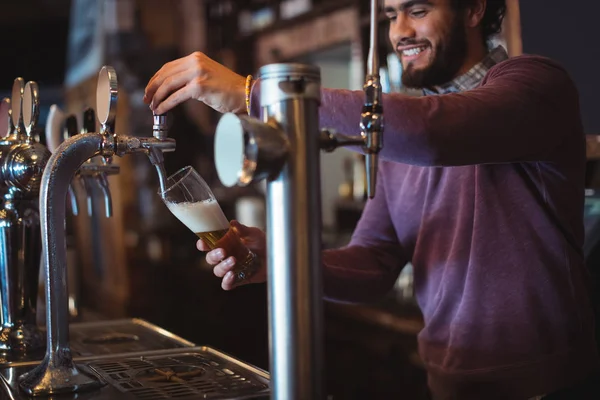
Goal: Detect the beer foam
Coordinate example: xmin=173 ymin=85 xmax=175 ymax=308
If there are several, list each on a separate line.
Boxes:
xmin=166 ymin=199 xmax=229 ymax=233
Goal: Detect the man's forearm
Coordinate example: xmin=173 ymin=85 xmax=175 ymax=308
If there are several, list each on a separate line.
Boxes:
xmin=321 ymin=244 xmax=406 ymax=303
xmin=318 ymin=57 xmax=579 ymax=166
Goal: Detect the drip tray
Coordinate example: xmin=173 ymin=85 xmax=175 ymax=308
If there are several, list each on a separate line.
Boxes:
xmin=0 ymin=347 xmax=270 ymax=400
xmin=0 ymin=319 xmax=195 ymax=365
xmin=88 ymin=348 xmax=269 ymax=399
xmin=70 ymin=319 xmax=195 ymax=357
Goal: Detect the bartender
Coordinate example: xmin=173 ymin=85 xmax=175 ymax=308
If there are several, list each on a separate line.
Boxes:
xmin=144 ymin=0 xmax=599 ymax=398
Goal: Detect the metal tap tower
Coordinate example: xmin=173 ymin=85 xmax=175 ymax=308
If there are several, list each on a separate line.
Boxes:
xmin=19 ymin=66 xmax=176 ymax=396
xmin=212 ymin=1 xmax=384 ymax=398
xmin=0 ymin=79 xmax=51 ymax=355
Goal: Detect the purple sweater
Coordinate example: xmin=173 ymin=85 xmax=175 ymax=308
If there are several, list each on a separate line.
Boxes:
xmin=319 ymin=55 xmax=598 ymax=398
xmin=251 ymin=55 xmax=598 ymax=398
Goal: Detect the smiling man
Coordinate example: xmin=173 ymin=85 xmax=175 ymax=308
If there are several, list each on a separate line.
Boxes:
xmin=145 ymin=0 xmax=599 ymax=398
xmin=390 ymin=0 xmax=485 ymax=88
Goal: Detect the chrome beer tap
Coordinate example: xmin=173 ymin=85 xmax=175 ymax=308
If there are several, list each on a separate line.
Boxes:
xmin=0 ymin=79 xmax=51 ymax=356
xmin=362 ymin=0 xmax=385 ymax=198
xmin=321 ymin=0 xmax=384 ymax=198
xmin=76 ymin=107 xmax=120 ymax=218
xmin=211 ymin=1 xmax=383 ymax=399
xmin=19 ymin=65 xmax=175 ymax=396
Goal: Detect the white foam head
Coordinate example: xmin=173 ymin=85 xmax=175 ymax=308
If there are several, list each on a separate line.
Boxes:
xmin=166 ymin=199 xmax=229 ymax=233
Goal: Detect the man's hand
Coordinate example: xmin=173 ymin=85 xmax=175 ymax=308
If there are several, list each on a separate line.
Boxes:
xmin=198 ymin=220 xmax=267 ymax=290
xmin=144 ymin=51 xmax=246 ymax=115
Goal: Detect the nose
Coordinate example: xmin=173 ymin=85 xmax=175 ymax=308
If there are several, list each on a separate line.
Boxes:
xmin=389 ymin=15 xmax=416 ymax=45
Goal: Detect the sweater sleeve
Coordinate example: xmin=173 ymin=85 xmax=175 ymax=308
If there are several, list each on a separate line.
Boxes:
xmin=321 ymin=165 xmax=408 ymax=303
xmin=318 ymin=56 xmax=581 ymax=166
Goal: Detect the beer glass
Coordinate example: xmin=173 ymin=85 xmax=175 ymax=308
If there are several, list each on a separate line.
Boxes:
xmin=160 ymin=166 xmax=258 ymax=281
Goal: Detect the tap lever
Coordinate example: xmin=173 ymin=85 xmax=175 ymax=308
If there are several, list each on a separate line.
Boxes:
xmin=22 ymin=81 xmax=40 ymax=140
xmin=10 ymin=78 xmax=25 ymax=137
xmin=152 ymin=113 xmax=170 ymax=140
xmin=65 ymin=115 xmax=79 ymax=139
xmin=96 ymin=66 xmax=118 ymax=135
xmin=82 ymin=107 xmax=96 ymax=134
xmin=1 ymin=97 xmax=12 ymax=138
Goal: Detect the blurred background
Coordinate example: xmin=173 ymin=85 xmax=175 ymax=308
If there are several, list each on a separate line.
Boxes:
xmin=1 ymin=1 xmax=599 ymax=398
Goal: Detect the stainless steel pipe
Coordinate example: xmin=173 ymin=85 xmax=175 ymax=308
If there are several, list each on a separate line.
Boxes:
xmin=261 ymin=64 xmax=324 ymax=400
xmin=215 ymin=63 xmax=325 ymax=400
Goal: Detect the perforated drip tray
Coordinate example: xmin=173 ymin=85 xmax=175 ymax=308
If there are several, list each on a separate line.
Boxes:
xmin=0 ymin=319 xmax=195 ymax=365
xmin=69 ymin=319 xmax=195 ymax=357
xmin=0 ymin=347 xmax=270 ymax=399
xmin=88 ymin=348 xmax=270 ymax=399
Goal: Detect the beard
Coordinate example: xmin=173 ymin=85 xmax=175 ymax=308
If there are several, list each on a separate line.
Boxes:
xmin=400 ymin=15 xmax=468 ymax=89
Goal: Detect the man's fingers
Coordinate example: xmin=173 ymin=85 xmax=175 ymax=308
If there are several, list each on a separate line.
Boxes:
xmin=144 ymin=58 xmax=189 ymax=102
xmin=196 ymin=239 xmax=211 ymax=252
xmin=150 ymin=70 xmax=193 ymax=111
xmin=205 ymin=248 xmax=226 ymax=265
xmin=221 ymin=271 xmax=237 ymax=290
xmin=213 ymin=256 xmax=235 ymax=278
xmin=153 ymin=84 xmax=196 ymax=115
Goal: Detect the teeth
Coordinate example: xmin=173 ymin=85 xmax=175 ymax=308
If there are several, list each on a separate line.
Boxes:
xmin=403 ymin=46 xmax=426 ymax=56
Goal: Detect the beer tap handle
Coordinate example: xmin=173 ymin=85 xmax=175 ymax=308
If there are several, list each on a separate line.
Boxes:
xmin=152 ymin=113 xmax=169 ymax=140
xmin=96 ymin=66 xmax=118 ymax=137
xmin=23 ymin=81 xmax=40 ymax=141
xmin=46 ymin=105 xmax=66 ymax=153
xmin=1 ymin=97 xmax=11 ymax=138
xmin=65 ymin=115 xmax=78 ymax=139
xmin=81 ymin=107 xmax=96 ymax=134
xmin=10 ymin=78 xmax=25 ymax=139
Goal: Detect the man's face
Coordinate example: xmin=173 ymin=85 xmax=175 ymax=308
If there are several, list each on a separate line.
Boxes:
xmin=384 ymin=0 xmax=469 ymax=88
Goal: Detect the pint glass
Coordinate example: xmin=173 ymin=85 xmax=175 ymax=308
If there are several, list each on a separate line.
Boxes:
xmin=160 ymin=166 xmax=258 ymax=281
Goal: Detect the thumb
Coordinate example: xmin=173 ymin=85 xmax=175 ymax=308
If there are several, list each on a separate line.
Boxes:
xmin=230 ymin=219 xmax=251 ymax=236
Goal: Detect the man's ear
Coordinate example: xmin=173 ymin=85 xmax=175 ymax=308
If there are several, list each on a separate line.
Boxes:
xmin=466 ymin=0 xmax=486 ymax=28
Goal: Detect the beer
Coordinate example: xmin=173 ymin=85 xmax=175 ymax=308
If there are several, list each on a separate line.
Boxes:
xmin=165 ymin=199 xmax=229 ymax=243
xmin=196 ymin=229 xmax=229 ymax=248
xmin=165 ymin=199 xmax=257 ymax=271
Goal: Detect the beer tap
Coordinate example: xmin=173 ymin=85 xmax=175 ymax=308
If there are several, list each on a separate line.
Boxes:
xmin=210 ymin=2 xmax=383 ymax=399
xmin=0 ymin=79 xmax=51 ymax=355
xmin=76 ymin=107 xmax=120 ymax=218
xmin=214 ymin=65 xmax=323 ymax=400
xmin=19 ymin=65 xmax=175 ymax=396
xmin=321 ymin=0 xmax=384 ymax=198
xmin=362 ymin=0 xmax=384 ymax=198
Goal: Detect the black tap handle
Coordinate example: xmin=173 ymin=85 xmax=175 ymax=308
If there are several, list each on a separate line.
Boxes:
xmin=82 ymin=107 xmax=96 ymax=133
xmin=65 ymin=115 xmax=78 ymax=140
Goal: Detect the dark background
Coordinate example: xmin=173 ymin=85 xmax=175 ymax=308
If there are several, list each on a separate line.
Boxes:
xmin=519 ymin=0 xmax=600 ymax=134
xmin=2 ymin=0 xmax=598 ymax=133
xmin=0 ymin=0 xmax=71 ymax=90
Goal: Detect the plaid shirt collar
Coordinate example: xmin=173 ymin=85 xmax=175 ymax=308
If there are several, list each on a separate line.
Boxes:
xmin=422 ymin=46 xmax=509 ymax=95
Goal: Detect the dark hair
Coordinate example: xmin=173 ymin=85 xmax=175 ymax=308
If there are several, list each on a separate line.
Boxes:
xmin=452 ymin=0 xmax=507 ymax=41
